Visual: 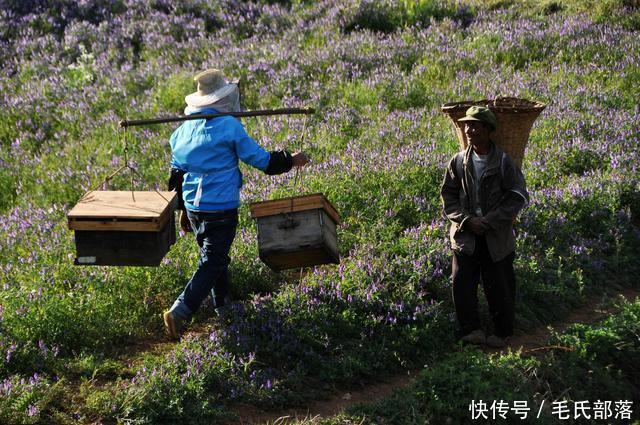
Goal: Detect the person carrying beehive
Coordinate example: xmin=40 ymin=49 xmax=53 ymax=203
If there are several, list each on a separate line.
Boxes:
xmin=163 ymin=68 xmax=309 ymax=340
xmin=440 ymin=106 xmax=529 ymax=348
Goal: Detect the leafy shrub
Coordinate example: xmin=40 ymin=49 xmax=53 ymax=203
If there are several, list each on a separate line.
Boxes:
xmin=116 ymin=335 xmax=241 ymax=423
xmin=2 ymin=0 xmax=126 ymax=38
xmin=560 ymin=147 xmax=605 ymax=175
xmin=153 ymin=73 xmax=194 ymax=114
xmin=343 ymin=0 xmax=473 ymax=34
xmin=0 ymin=373 xmax=60 ymax=425
xmin=619 ymin=181 xmax=640 ymax=225
xmin=0 ymin=167 xmax=17 ymax=213
xmin=546 ymin=299 xmax=640 ymax=401
xmin=344 ymin=1 xmax=401 ymax=34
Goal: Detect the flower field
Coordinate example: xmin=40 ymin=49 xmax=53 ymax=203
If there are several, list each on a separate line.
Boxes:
xmin=1 ymin=0 xmax=639 ymax=423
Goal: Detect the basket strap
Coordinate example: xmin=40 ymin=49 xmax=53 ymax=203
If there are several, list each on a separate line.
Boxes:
xmin=454 ymin=152 xmax=464 ymax=182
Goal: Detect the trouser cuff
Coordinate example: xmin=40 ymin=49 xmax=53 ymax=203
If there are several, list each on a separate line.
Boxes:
xmin=170 ymin=299 xmax=192 ymax=320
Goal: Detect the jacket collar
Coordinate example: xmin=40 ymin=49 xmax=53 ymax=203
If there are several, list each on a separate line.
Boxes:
xmin=185 ymin=106 xmax=221 ymax=116
xmin=463 ymin=141 xmax=502 ymax=171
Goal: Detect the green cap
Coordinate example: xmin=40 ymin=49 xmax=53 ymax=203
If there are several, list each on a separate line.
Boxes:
xmin=458 ymin=106 xmax=497 ymax=131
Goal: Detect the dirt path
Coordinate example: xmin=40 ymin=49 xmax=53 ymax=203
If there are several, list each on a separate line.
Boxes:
xmin=487 ymin=286 xmax=640 ymax=355
xmin=231 ymin=287 xmax=640 ymax=425
xmin=233 ymin=372 xmax=417 ymax=425
xmin=73 ymin=287 xmax=638 ymax=424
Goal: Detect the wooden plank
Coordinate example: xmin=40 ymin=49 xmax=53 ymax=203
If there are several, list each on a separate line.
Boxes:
xmin=69 ymin=202 xmax=174 ymax=231
xmin=67 ymin=191 xmax=177 ymax=231
xmin=249 ymin=193 xmax=340 ymax=224
xmin=250 ymin=194 xmax=325 ymax=217
xmin=67 ymin=191 xmax=177 ymax=220
xmin=69 ymin=216 xmax=164 ymax=232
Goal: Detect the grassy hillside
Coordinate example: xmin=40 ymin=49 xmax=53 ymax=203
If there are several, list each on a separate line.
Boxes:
xmin=0 ymin=0 xmax=638 ymax=423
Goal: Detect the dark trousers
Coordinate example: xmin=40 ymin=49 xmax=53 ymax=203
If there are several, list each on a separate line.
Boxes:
xmin=172 ymin=209 xmax=238 ymax=318
xmin=452 ymin=236 xmax=516 ymax=338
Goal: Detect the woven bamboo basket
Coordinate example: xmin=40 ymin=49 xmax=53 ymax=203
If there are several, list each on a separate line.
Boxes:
xmin=441 ymin=97 xmax=546 ymax=169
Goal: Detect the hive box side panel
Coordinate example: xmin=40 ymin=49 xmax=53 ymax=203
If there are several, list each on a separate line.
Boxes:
xmin=320 ymin=211 xmax=339 ymax=259
xmin=74 ymin=214 xmax=176 ymax=266
xmin=256 ymin=210 xmax=324 ymax=253
xmin=256 ymin=210 xmax=339 ymax=271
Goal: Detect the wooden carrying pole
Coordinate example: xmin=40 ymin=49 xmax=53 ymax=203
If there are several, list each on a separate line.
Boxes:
xmin=119 ymin=108 xmax=315 ymax=128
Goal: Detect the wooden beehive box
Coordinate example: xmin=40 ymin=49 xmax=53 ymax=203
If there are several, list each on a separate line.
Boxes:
xmin=67 ymin=191 xmax=177 ymax=266
xmin=249 ymin=193 xmax=340 ymax=271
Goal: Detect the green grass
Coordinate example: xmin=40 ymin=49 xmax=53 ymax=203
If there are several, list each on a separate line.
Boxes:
xmin=326 ymin=298 xmax=640 ymax=425
xmin=1 ymin=0 xmax=640 ymax=423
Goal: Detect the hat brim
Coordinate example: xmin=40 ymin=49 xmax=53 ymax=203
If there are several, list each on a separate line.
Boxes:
xmin=458 ymin=116 xmax=484 ymax=122
xmin=458 ymin=116 xmax=495 ymax=130
xmin=185 ymin=83 xmax=236 ymax=108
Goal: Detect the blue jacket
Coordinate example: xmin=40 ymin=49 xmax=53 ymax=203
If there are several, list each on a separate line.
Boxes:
xmin=170 ymin=108 xmax=270 ymax=211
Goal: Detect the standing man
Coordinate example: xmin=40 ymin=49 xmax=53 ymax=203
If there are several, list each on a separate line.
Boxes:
xmin=164 ymin=68 xmax=309 ymax=340
xmin=440 ymin=106 xmax=529 ymax=348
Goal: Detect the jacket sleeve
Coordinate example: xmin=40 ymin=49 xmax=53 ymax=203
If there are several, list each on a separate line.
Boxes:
xmin=441 ymin=154 xmax=472 ymax=229
xmin=264 ymin=150 xmax=294 ymax=175
xmin=230 ymin=119 xmax=271 ymax=171
xmin=483 ymin=157 xmax=529 ymax=229
xmin=229 ymin=119 xmax=294 ymax=175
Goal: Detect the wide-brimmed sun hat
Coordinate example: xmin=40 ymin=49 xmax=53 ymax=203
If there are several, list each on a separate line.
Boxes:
xmin=184 ymin=69 xmax=237 ymax=108
xmin=458 ymin=105 xmax=497 ymax=131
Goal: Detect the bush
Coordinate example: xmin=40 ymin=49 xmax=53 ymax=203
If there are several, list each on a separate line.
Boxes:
xmin=546 ymin=299 xmax=640 ymax=401
xmin=343 ymin=0 xmax=473 ymax=34
xmin=0 ymin=373 xmax=61 ymax=425
xmin=560 ymin=147 xmax=606 ymax=175
xmin=0 ymin=167 xmax=17 ymax=213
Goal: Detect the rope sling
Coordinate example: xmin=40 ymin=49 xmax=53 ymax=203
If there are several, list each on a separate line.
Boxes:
xmin=83 ymin=125 xmax=169 ymax=205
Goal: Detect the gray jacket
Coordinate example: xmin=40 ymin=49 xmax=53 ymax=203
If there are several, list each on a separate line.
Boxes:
xmin=440 ymin=143 xmax=529 ymax=262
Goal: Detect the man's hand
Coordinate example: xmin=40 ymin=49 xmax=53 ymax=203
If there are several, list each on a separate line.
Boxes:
xmin=179 ymin=210 xmax=192 ymax=233
xmin=466 ymin=217 xmax=489 ymax=235
xmin=292 ymin=152 xmax=309 ymax=167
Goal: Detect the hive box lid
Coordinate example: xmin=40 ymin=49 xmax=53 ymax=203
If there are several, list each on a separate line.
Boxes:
xmin=68 ymin=191 xmax=177 ymax=231
xmin=249 ymin=193 xmax=340 ymax=224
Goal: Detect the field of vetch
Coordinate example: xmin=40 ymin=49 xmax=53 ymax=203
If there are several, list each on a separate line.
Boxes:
xmin=1 ymin=0 xmax=639 ymax=423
